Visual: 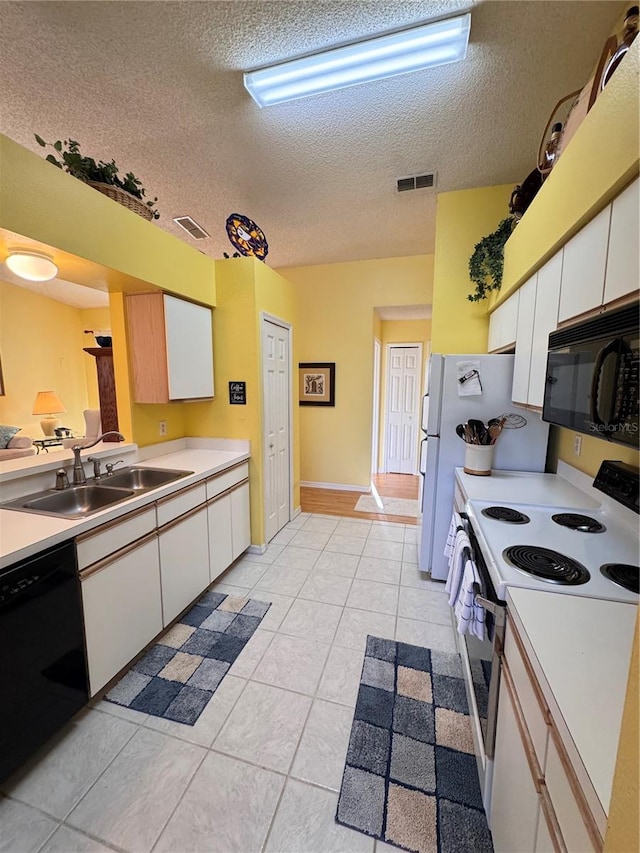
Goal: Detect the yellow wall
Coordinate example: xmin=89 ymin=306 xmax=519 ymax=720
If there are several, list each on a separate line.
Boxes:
xmin=431 ymin=185 xmax=513 ymax=354
xmin=280 ymin=255 xmax=432 ymax=488
xmin=548 ymin=427 xmax=639 ymax=479
xmin=184 ymin=258 xmax=298 ymax=545
xmin=604 ymin=614 xmax=639 ymax=852
xmin=0 ymin=280 xmax=99 ymax=436
xmin=0 ymin=135 xmax=216 ymax=306
xmin=500 ymin=39 xmax=639 ymax=301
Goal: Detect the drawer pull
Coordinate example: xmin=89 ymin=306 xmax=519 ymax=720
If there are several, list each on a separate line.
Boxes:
xmin=502 ymin=659 xmax=544 ymax=790
xmin=80 ymin=531 xmax=158 ymax=579
xmin=207 ymin=478 xmax=249 ymax=505
xmin=539 ymin=782 xmax=567 ymax=853
xmin=158 ymin=501 xmax=207 ymax=534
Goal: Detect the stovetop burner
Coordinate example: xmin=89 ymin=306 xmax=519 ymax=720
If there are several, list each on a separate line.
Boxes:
xmin=551 ymin=513 xmax=606 ymax=533
xmin=481 ymin=506 xmax=530 ymax=524
xmin=503 ymin=546 xmax=590 ymax=585
xmin=600 ymin=564 xmax=639 ymax=594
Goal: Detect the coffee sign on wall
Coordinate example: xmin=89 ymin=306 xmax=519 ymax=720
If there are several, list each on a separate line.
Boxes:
xmin=229 ymin=381 xmax=246 ymax=405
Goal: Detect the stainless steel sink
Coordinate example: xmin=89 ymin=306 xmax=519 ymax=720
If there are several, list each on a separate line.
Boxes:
xmin=101 ymin=466 xmax=193 ymax=491
xmin=0 ymin=466 xmax=194 ymax=519
xmin=5 ymin=485 xmax=135 ymax=519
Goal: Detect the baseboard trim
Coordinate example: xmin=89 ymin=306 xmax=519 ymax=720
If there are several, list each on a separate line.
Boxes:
xmin=300 ymin=480 xmax=371 ymax=492
xmin=247 ymin=544 xmax=267 ymax=555
xmin=290 ymin=506 xmax=302 ymax=519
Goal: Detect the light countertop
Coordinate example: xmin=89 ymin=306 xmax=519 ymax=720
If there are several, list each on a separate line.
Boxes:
xmin=507 ymin=587 xmax=637 ymax=813
xmin=0 ymin=447 xmax=249 ymax=569
xmin=455 ymin=468 xmax=600 ymax=508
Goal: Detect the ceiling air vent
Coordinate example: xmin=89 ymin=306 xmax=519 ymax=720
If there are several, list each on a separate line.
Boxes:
xmin=396 ymin=173 xmax=436 ymax=192
xmin=173 ymin=215 xmax=210 ymax=240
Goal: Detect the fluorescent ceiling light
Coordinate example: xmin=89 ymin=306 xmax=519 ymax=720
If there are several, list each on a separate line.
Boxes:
xmin=5 ymin=250 xmax=58 ymax=281
xmin=244 ymin=13 xmax=471 ymax=107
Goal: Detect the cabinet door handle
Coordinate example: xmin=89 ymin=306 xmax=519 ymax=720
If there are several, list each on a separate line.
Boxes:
xmin=80 ymin=531 xmax=158 ymax=579
xmin=539 ymin=782 xmax=567 ymax=853
xmin=158 ymin=502 xmax=207 ymax=534
xmin=501 ymin=659 xmax=544 ymax=790
xmin=207 ymin=478 xmax=249 ymax=505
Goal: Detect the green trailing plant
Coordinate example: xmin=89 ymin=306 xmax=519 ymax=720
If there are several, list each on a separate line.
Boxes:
xmin=467 ymin=216 xmax=516 ymax=302
xmin=34 ymin=135 xmax=160 ymax=219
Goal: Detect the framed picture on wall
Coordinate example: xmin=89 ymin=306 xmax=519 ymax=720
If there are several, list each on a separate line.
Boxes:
xmin=0 ymin=355 xmax=4 ymax=396
xmin=299 ymin=362 xmax=335 ymax=406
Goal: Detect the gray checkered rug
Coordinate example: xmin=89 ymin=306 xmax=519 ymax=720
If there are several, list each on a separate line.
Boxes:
xmin=336 ymin=636 xmax=493 ymax=853
xmin=105 ymin=590 xmax=270 ymax=725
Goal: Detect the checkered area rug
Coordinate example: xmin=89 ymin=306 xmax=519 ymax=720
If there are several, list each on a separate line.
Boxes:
xmin=336 ymin=636 xmax=493 ymax=853
xmin=105 ymin=591 xmax=270 ymax=725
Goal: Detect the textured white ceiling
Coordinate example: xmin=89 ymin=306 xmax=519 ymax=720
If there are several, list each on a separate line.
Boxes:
xmin=0 ymin=0 xmax=623 ymax=271
xmin=377 ymin=305 xmax=432 ymax=320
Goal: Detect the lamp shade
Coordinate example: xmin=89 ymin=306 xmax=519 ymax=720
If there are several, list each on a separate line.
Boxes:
xmin=5 ymin=250 xmax=58 ymax=282
xmin=32 ymin=391 xmax=66 ymax=415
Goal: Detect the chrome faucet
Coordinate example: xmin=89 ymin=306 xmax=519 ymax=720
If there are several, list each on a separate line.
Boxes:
xmin=71 ymin=432 xmax=125 ymax=485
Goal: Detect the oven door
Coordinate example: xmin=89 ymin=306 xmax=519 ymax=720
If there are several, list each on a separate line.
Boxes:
xmin=456 ymin=516 xmax=506 ymax=763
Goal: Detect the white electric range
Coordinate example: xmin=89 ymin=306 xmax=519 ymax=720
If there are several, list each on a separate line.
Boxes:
xmin=465 ymin=461 xmax=639 ymax=604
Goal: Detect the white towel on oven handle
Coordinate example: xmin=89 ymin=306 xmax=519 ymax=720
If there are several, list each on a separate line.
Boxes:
xmin=445 ymin=514 xmax=468 ymax=607
xmin=444 ymin=511 xmax=463 ymax=560
xmin=453 ymin=557 xmax=486 ymax=641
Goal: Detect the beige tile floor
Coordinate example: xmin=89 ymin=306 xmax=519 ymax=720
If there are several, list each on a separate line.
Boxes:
xmin=0 ymin=513 xmax=456 ymax=853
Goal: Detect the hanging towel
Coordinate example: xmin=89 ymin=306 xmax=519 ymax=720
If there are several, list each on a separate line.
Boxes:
xmin=444 ymin=511 xmax=463 ymax=560
xmin=445 ymin=515 xmax=469 ymax=607
xmin=453 ymin=557 xmax=486 ymax=641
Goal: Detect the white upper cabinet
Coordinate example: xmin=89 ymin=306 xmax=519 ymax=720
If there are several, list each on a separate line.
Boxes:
xmin=558 ymin=205 xmax=611 ymax=323
xmin=528 ymin=252 xmax=562 ymax=408
xmin=164 ymin=295 xmax=214 ymax=400
xmin=488 ymin=290 xmax=520 ymax=352
xmin=604 ymin=177 xmax=639 ymax=305
xmin=126 ymin=292 xmax=214 ymax=403
xmin=512 ymin=275 xmax=537 ymax=405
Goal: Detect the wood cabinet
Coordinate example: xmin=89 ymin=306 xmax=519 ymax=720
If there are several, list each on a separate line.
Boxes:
xmin=207 ymin=468 xmax=251 ymax=582
xmin=158 ymin=503 xmax=210 ymax=625
xmin=603 ymin=176 xmax=639 ymax=305
xmin=512 ymin=275 xmax=537 ymax=405
xmin=491 ymin=618 xmax=604 ymax=853
xmin=558 ymin=206 xmax=611 ymax=324
xmin=78 ymin=459 xmax=250 ymax=695
xmin=81 ymin=533 xmax=163 ymax=696
xmin=488 ymin=290 xmax=519 ymax=353
xmin=126 ymin=292 xmax=214 ymax=403
xmin=491 ymin=668 xmax=542 ymax=853
xmin=512 ymin=252 xmax=562 ymax=408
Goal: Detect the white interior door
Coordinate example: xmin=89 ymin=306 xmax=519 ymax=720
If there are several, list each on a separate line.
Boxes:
xmin=262 ymin=317 xmax=291 ymax=543
xmin=384 ymin=345 xmax=422 ymax=474
xmin=371 ymin=338 xmax=381 ymax=474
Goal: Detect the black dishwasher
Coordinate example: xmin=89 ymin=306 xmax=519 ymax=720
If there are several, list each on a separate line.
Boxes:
xmin=0 ymin=540 xmax=88 ymax=783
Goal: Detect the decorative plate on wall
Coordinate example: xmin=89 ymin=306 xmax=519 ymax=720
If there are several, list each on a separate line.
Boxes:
xmin=225 ymin=213 xmax=269 ymax=260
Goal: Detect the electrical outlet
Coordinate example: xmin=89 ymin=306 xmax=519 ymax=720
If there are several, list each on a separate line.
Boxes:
xmin=574 ymin=434 xmax=582 ymax=456
xmin=159 ymin=420 xmax=167 ymax=437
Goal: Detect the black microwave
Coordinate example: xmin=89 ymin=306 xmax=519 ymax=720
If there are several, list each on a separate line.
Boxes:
xmin=543 ymin=304 xmax=639 ymax=448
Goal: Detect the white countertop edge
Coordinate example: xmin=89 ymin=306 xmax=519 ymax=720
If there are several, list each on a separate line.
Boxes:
xmin=137 ymin=436 xmax=251 ymax=460
xmin=0 ymin=447 xmax=250 ymax=569
xmin=506 ymin=586 xmax=637 ymax=818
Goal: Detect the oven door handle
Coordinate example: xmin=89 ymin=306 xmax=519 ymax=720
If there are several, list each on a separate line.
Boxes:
xmin=472 ymin=581 xmax=505 ymax=619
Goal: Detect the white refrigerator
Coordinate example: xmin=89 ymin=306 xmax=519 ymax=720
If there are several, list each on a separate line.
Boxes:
xmin=418 ymin=354 xmax=549 ymax=580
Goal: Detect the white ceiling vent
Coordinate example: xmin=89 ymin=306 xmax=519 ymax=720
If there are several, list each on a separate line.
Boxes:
xmin=396 ymin=173 xmax=436 ymax=192
xmin=173 ymin=215 xmax=210 ymax=240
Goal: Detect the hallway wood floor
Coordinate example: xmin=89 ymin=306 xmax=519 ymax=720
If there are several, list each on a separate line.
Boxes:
xmin=301 ymin=474 xmax=421 ymax=525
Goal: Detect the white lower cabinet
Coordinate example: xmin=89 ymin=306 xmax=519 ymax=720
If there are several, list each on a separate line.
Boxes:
xmin=208 ymin=493 xmax=233 ymax=582
xmin=159 ymin=505 xmax=210 ymax=625
xmin=491 ymin=671 xmax=541 ymax=853
xmin=231 ymin=481 xmax=251 ymax=560
xmin=81 ymin=533 xmax=163 ymax=696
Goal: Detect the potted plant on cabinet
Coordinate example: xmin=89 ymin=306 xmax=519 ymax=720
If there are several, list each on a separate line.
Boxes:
xmin=34 ymin=135 xmax=160 ymax=220
xmin=467 ymin=216 xmax=516 ymax=302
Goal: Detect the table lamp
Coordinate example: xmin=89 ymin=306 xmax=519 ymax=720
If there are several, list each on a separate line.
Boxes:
xmin=32 ymin=390 xmax=66 ymax=436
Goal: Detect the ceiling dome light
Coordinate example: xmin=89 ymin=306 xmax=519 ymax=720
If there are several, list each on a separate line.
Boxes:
xmin=5 ymin=250 xmax=58 ymax=282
